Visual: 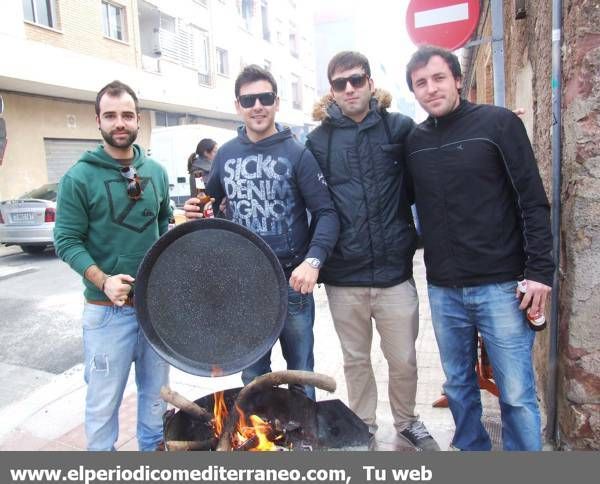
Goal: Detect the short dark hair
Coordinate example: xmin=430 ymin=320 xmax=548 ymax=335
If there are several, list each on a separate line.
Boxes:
xmin=327 ymin=51 xmax=371 ymax=83
xmin=405 ymin=45 xmax=462 ymax=92
xmin=95 ymin=80 xmax=139 ymax=115
xmin=234 ymin=65 xmax=277 ymax=98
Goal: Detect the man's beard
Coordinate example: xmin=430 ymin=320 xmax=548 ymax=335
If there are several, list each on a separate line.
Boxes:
xmin=100 ymin=127 xmax=138 ymax=149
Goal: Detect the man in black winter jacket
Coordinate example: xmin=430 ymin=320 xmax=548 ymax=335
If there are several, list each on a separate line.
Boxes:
xmin=185 ymin=65 xmax=339 ymax=399
xmin=405 ymin=45 xmax=554 ymax=451
xmin=306 ymin=51 xmax=439 ymax=451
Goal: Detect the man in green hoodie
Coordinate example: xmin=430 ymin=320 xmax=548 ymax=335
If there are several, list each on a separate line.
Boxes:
xmin=54 ymin=80 xmax=171 ymax=451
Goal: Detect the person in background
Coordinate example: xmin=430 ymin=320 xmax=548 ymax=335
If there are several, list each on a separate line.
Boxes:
xmin=405 ymin=45 xmax=553 ymax=451
xmin=305 ymin=51 xmax=439 ymax=451
xmin=54 ymin=80 xmax=171 ymax=451
xmin=184 ymin=65 xmax=339 ymax=399
xmin=188 ymin=138 xmax=218 ymax=197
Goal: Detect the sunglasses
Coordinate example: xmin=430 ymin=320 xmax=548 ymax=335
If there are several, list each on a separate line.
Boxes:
xmin=120 ymin=166 xmax=143 ymax=200
xmin=238 ymin=92 xmax=277 ymax=109
xmin=330 ymin=73 xmax=370 ymax=92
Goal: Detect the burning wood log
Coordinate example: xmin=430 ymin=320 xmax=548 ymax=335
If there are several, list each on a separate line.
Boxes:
xmin=234 ymin=435 xmax=259 ymax=451
xmin=216 ymin=370 xmax=336 ymax=451
xmin=160 ymin=386 xmax=212 ymax=420
xmin=166 ymin=437 xmax=218 ymax=451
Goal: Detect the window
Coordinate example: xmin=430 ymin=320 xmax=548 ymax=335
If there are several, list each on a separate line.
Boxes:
xmin=160 ymin=13 xmax=176 ymax=33
xmin=192 ymin=27 xmax=211 ymax=85
xmin=102 ymin=1 xmax=126 ymax=41
xmin=239 ymin=0 xmax=253 ymax=30
xmin=278 ymin=75 xmax=287 ymax=101
xmin=216 ymin=48 xmax=229 ymax=76
xmin=158 ymin=15 xmax=211 ymax=83
xmin=22 ymin=0 xmax=58 ymax=28
xmin=261 ymin=0 xmax=270 ymax=41
xmin=275 ymin=19 xmax=284 ymax=44
xmin=289 ymin=22 xmax=298 ymax=57
xmin=291 ymin=75 xmax=302 ymax=110
xmin=155 ymin=111 xmax=186 ymax=127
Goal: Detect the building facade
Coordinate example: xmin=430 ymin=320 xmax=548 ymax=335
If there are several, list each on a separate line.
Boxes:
xmin=462 ymin=0 xmax=600 ymax=450
xmin=0 ymin=0 xmax=317 ymax=201
xmin=313 ymin=0 xmax=417 ymax=118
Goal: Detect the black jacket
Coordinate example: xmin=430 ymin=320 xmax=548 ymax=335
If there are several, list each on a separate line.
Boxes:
xmin=306 ymin=90 xmax=416 ymax=287
xmin=405 ymin=100 xmax=554 ymax=287
xmin=207 ymin=125 xmax=339 ymax=276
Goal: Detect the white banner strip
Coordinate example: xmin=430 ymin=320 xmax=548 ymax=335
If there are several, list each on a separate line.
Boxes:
xmin=415 ymin=3 xmax=469 ymax=28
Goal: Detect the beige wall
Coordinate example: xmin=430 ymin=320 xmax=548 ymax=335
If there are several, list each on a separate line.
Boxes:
xmin=24 ymin=0 xmax=139 ymax=67
xmin=0 ymin=91 xmax=151 ymax=200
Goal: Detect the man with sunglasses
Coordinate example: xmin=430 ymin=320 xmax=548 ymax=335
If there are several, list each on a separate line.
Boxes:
xmin=184 ymin=65 xmax=339 ymax=399
xmin=54 ymin=80 xmax=171 ymax=451
xmin=305 ymin=51 xmax=439 ymax=451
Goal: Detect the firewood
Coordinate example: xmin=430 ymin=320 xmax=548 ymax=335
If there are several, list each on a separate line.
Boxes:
xmin=216 ymin=370 xmax=336 ymax=451
xmin=166 ymin=437 xmax=217 ymax=451
xmin=234 ymin=435 xmax=259 ymax=451
xmin=160 ymin=386 xmax=212 ymax=420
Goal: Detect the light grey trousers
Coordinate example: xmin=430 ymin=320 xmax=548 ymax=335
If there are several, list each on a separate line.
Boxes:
xmin=325 ymin=279 xmax=419 ymax=433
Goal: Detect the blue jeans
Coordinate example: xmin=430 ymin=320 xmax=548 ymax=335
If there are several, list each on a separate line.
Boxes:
xmin=428 ymin=281 xmax=541 ymax=451
xmin=242 ymin=286 xmax=316 ymax=400
xmin=82 ymin=303 xmax=169 ymax=451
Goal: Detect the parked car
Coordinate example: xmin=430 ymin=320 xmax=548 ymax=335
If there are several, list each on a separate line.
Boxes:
xmin=0 ymin=183 xmax=57 ymax=254
xmin=0 ymin=183 xmax=183 ymax=254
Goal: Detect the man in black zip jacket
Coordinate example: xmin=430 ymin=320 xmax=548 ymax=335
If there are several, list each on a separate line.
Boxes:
xmin=405 ymin=45 xmax=554 ymax=451
xmin=184 ymin=65 xmax=339 ymax=399
xmin=306 ymin=51 xmax=439 ymax=451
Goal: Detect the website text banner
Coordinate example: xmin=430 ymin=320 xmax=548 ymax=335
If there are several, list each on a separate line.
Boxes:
xmin=2 ymin=452 xmax=598 ymax=484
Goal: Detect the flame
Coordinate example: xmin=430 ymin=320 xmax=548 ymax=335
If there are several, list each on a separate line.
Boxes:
xmin=212 ymin=393 xmax=281 ymax=451
xmin=212 ymin=391 xmax=228 ymax=437
xmin=248 ymin=414 xmax=277 ymax=451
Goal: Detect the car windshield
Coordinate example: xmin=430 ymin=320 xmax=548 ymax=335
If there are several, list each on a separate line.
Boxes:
xmin=19 ymin=183 xmax=58 ymax=201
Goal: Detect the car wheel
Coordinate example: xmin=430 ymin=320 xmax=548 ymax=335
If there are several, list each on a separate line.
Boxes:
xmin=20 ymin=245 xmax=46 ymax=254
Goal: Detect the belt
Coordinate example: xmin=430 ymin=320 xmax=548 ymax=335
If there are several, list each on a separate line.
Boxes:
xmin=87 ymin=295 xmax=134 ymax=307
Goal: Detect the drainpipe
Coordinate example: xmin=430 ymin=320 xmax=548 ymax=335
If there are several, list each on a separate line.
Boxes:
xmin=548 ymin=0 xmax=563 ymax=448
xmin=490 ymin=0 xmax=505 ymax=107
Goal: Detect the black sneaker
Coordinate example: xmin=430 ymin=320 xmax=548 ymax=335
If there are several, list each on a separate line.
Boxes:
xmin=398 ymin=421 xmax=440 ymax=451
xmin=368 ymin=432 xmax=378 ymax=451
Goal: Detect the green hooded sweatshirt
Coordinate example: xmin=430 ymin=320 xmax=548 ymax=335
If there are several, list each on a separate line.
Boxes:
xmin=54 ymin=144 xmax=171 ymax=301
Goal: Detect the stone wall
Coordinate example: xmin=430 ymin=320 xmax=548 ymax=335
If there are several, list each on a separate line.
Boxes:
xmin=558 ymin=0 xmax=600 ymax=450
xmin=468 ymin=0 xmax=600 ymax=449
xmin=501 ymin=0 xmax=554 ymax=441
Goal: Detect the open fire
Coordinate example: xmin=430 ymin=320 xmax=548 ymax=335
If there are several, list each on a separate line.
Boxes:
xmin=162 ymin=372 xmax=370 ymax=452
xmin=213 ymin=391 xmax=284 ymax=451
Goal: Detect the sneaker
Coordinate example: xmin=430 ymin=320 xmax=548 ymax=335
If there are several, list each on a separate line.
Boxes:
xmin=398 ymin=421 xmax=441 ymax=451
xmin=368 ymin=432 xmax=378 ymax=451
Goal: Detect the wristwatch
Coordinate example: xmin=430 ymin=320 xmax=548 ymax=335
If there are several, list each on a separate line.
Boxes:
xmin=305 ymin=257 xmax=322 ymax=269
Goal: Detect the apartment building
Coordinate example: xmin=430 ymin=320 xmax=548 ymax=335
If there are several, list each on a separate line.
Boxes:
xmin=313 ymin=0 xmax=417 ymax=119
xmin=0 ymin=0 xmax=317 ymax=201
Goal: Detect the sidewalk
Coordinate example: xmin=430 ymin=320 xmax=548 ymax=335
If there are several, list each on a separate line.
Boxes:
xmin=0 ymin=250 xmax=501 ymax=451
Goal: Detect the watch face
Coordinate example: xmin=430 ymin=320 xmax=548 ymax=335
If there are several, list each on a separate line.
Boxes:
xmin=307 ymin=258 xmax=321 ymax=269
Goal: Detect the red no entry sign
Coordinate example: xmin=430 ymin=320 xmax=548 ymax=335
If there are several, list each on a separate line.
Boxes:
xmin=406 ymin=0 xmax=481 ymax=51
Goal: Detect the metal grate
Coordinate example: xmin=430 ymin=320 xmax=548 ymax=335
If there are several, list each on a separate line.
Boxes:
xmin=482 ymin=415 xmax=503 ymax=450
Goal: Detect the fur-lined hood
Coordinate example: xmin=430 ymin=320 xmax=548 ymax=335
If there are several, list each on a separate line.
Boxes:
xmin=312 ymin=88 xmax=392 ymax=122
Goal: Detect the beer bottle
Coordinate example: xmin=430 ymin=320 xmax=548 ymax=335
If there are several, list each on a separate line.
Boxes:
xmin=517 ymin=280 xmax=547 ymax=331
xmin=195 ymin=171 xmax=214 ymax=218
